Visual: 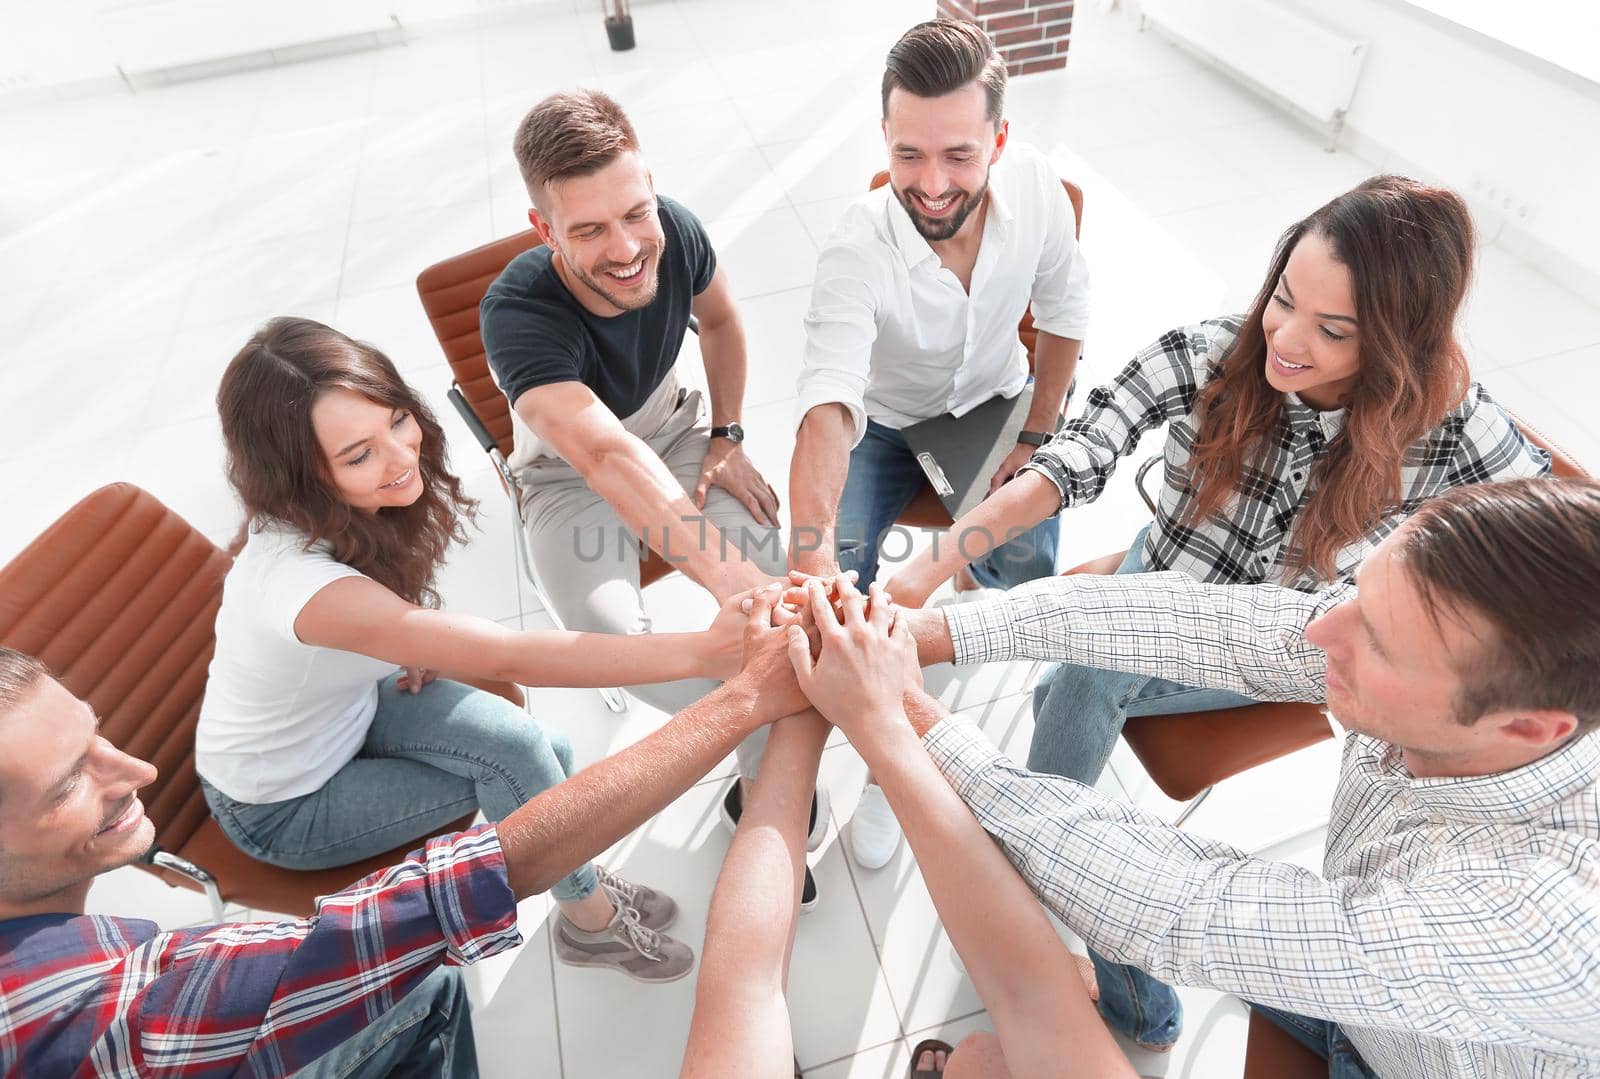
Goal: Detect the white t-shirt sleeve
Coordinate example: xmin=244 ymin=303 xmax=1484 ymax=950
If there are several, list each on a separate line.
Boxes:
xmin=254 ymin=532 xmax=368 ymax=642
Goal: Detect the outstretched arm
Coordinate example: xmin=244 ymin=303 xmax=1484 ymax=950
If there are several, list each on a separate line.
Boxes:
xmin=498 ymin=586 xmax=806 ymax=898
xmin=682 ymin=710 xmax=829 ymax=1078
xmin=790 ymin=579 xmax=1133 ymax=1078
xmin=296 ymin=575 xmax=753 ymax=688
xmin=788 ymin=403 xmax=854 ymax=577
xmin=516 ymin=380 xmax=774 ymax=602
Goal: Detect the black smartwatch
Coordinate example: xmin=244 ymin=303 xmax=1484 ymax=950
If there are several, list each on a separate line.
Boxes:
xmin=1016 ymin=430 xmax=1051 ymax=447
xmin=710 ymin=422 xmax=745 ymax=444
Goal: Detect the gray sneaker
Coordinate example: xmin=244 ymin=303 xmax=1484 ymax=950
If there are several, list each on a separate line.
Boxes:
xmin=596 ymin=867 xmax=678 ymax=932
xmin=554 ymin=903 xmax=695 ymax=983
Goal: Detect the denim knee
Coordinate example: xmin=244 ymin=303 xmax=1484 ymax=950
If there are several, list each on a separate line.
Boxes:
xmin=475 ymin=710 xmax=566 ymax=785
xmin=1027 ymin=661 xmax=1145 ymax=782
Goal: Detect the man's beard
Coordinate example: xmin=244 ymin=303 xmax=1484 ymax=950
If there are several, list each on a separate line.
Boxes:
xmin=895 ymin=175 xmax=989 ymax=243
xmin=568 ymin=243 xmax=663 ymax=311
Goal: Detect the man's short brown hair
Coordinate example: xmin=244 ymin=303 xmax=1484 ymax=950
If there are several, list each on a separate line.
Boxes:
xmin=0 ymin=648 xmax=48 ymax=807
xmin=881 ymin=19 xmax=1007 ymax=124
xmin=513 ymin=89 xmax=640 ymax=206
xmin=0 ymin=648 xmax=45 ymax=719
xmin=1398 ymin=477 xmax=1600 ymax=735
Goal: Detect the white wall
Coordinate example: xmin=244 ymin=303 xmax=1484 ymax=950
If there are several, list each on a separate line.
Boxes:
xmin=1279 ymin=0 xmax=1600 ymax=303
xmin=0 ymin=0 xmax=571 ymax=96
xmin=1134 ymin=0 xmax=1600 ymax=304
xmin=0 ymin=1 xmax=118 ymax=94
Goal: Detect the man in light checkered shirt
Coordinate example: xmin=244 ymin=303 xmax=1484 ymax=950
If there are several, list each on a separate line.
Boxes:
xmin=842 ymin=476 xmax=1600 ymax=1076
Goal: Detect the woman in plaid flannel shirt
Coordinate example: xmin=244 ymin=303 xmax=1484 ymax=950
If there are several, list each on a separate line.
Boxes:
xmin=885 ymin=175 xmax=1551 ymax=1050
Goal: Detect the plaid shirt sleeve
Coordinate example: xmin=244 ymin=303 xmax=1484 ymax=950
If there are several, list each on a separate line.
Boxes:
xmin=922 ymin=722 xmax=1600 ymax=1050
xmin=942 ymin=570 xmax=1341 ymax=702
xmin=5 ymin=825 xmax=521 ymax=1077
xmin=1437 ymin=384 xmax=1553 ymax=488
xmin=1021 ymin=318 xmax=1240 ymax=512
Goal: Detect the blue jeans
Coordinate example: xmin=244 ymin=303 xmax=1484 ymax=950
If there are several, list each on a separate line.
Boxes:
xmin=834 ymin=417 xmax=1060 ymax=589
xmin=298 ymin=967 xmax=477 ymax=1078
xmin=1251 ymin=1004 xmax=1378 ymax=1078
xmin=203 ymin=674 xmax=599 ymax=903
xmin=1027 ymin=525 xmax=1256 ymax=1048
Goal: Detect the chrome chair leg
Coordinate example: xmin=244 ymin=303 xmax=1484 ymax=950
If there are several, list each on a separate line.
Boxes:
xmin=1172 ymin=784 xmax=1214 ymax=828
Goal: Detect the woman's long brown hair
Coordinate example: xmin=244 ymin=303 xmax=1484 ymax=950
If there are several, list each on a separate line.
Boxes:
xmin=1185 ymin=175 xmax=1474 ymax=581
xmin=217 ymin=317 xmax=477 ymax=607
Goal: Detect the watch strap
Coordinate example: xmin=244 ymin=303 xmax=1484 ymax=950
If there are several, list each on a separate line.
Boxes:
xmin=1016 ymin=430 xmax=1051 ymax=447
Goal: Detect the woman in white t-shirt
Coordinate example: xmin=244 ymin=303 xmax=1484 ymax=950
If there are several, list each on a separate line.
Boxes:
xmin=199 ymin=317 xmax=743 ymax=982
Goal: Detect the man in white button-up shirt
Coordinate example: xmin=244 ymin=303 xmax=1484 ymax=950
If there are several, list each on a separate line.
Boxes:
xmin=787 ymin=19 xmax=1090 ymax=869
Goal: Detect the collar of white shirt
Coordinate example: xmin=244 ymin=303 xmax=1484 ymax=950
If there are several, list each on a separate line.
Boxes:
xmin=1361 ymin=730 xmax=1600 ymax=824
xmin=883 ymin=172 xmax=1017 ymax=276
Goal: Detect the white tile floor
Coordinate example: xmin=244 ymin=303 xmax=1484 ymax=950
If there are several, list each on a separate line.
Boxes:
xmin=4 ymin=0 xmax=1599 ymax=1075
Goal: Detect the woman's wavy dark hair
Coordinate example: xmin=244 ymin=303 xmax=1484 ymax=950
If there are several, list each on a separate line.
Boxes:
xmin=216 ymin=317 xmax=477 ymax=607
xmin=1185 ymin=175 xmax=1474 ymax=581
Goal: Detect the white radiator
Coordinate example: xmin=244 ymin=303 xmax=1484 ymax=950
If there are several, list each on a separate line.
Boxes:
xmin=1140 ymin=0 xmax=1368 ymax=130
xmin=93 ymin=0 xmax=395 ymax=75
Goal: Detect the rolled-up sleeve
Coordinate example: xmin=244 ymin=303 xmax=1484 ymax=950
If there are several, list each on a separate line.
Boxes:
xmin=796 ymin=240 xmax=881 ymax=447
xmin=942 ymin=570 xmax=1340 ymax=702
xmin=1026 ymin=170 xmax=1090 ymax=342
xmin=1020 ymin=319 xmax=1235 ymax=512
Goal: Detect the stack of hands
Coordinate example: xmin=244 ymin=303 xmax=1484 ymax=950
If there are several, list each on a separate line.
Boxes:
xmin=716 ymin=571 xmax=930 ymax=741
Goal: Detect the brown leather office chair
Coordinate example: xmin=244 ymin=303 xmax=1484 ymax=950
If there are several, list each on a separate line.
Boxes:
xmin=416 ymin=229 xmax=677 ymax=713
xmin=0 ymin=484 xmax=505 ymax=919
xmin=1510 ymin=410 xmax=1589 ymax=480
xmin=1060 ymin=543 xmax=1334 ymax=825
xmin=1241 ymin=1008 xmax=1328 ymax=1077
xmin=866 ymin=169 xmax=1086 ymax=528
xmin=1069 ymin=413 xmax=1590 ymax=826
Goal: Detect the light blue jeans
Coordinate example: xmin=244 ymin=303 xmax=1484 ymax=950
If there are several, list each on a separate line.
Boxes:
xmin=202 ymin=673 xmax=599 ymax=903
xmin=297 ymin=967 xmax=477 ymax=1078
xmin=833 ymin=418 xmax=1060 ymax=589
xmin=1250 ymin=1004 xmax=1378 ymax=1078
xmin=1027 ymin=524 xmax=1255 ymax=1048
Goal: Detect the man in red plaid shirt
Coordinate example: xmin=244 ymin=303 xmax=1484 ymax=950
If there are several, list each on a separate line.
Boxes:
xmin=0 ymin=589 xmax=807 ymax=1078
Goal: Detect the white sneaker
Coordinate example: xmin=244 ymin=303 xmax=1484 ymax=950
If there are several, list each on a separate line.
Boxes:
xmin=846 ymin=782 xmax=903 ymax=869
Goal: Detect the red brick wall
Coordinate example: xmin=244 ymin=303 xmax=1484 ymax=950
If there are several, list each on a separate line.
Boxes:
xmin=936 ymin=0 xmax=1074 ymax=76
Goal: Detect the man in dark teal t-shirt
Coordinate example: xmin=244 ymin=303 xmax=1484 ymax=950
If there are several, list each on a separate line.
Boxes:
xmin=482 ymin=90 xmax=828 ymax=903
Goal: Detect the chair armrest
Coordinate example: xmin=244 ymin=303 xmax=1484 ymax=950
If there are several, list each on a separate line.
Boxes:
xmin=448 ymin=385 xmax=500 ymax=455
xmin=145 ymin=846 xmax=225 ymax=920
xmin=1134 ymin=456 xmax=1160 ymax=517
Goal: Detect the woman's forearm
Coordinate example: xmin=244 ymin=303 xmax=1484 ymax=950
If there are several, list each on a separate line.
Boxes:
xmin=920 ymin=470 xmax=1063 ymax=582
xmin=504 ymin=629 xmax=713 ymax=687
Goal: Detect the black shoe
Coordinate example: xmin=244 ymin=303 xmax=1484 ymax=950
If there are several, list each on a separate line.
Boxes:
xmin=721 ymin=781 xmax=829 ymax=851
xmin=721 ymin=784 xmax=821 ymax=913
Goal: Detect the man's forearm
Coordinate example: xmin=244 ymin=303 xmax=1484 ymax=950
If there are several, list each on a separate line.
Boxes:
xmin=903 ymin=608 xmax=957 ymax=667
xmin=498 ymin=676 xmax=772 ymax=898
xmin=858 ymin=698 xmax=1130 ymax=1077
xmin=586 ymin=439 xmax=770 ymax=601
xmin=788 ymin=407 xmax=852 ymax=575
xmin=1023 ymin=332 xmax=1081 ymax=431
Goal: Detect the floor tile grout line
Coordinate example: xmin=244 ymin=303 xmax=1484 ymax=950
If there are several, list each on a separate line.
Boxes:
xmin=1498 ymin=338 xmax=1600 ymax=372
